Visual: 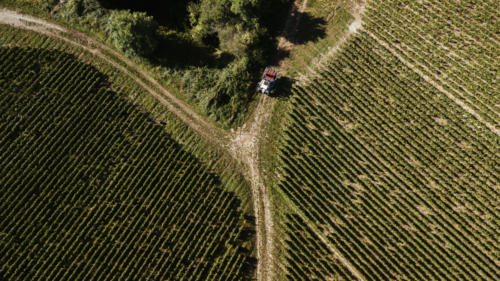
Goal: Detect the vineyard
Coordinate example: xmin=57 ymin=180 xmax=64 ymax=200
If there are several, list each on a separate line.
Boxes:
xmin=274 ymin=5 xmax=500 ymax=279
xmin=0 ymin=45 xmax=254 ymax=280
xmin=364 ymin=0 xmax=499 ymax=131
xmin=279 ymin=213 xmax=356 ymax=281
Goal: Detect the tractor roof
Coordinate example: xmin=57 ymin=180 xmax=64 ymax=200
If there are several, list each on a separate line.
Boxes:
xmin=265 ymin=67 xmax=278 ymax=77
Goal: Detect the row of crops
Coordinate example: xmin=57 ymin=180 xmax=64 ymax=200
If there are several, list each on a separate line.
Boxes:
xmin=276 ymin=29 xmax=499 ymax=280
xmin=280 ymin=214 xmax=355 ymax=281
xmin=364 ymin=0 xmax=499 ymax=130
xmin=0 ymin=44 xmax=254 ymax=281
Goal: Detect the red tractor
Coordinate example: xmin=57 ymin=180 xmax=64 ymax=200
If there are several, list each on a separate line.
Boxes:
xmin=257 ymin=67 xmax=278 ymax=95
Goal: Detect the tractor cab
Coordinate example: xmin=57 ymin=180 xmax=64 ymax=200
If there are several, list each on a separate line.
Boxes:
xmin=257 ymin=67 xmax=278 ymax=95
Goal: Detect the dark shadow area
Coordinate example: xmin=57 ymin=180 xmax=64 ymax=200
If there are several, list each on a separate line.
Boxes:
xmin=97 ymin=0 xmax=190 ymax=30
xmin=151 ymin=28 xmax=236 ymax=69
xmin=241 ymin=256 xmax=258 ymax=277
xmin=237 ymin=227 xmax=256 ymax=243
xmin=286 ymin=11 xmax=327 ymax=44
xmin=259 ymin=0 xmax=294 ymax=37
xmin=153 ymin=30 xmax=214 ymax=68
xmin=270 ymin=77 xmax=295 ymax=99
xmin=270 ymin=47 xmax=291 ymax=67
xmin=244 ymin=214 xmax=256 ymax=223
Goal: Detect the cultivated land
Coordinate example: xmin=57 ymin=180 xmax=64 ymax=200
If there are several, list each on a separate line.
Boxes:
xmin=271 ymin=0 xmax=499 ymax=280
xmin=1 ymin=0 xmax=499 ymax=280
xmin=0 ymin=26 xmax=255 ymax=281
xmin=276 ymin=33 xmax=499 ymax=280
xmin=0 ymin=6 xmax=276 ymax=281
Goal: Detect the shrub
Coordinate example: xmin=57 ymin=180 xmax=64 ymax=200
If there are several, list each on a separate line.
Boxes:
xmin=106 ymin=10 xmax=158 ymax=57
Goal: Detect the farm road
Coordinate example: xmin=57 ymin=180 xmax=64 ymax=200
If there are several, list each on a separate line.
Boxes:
xmin=229 ymin=1 xmax=368 ymax=281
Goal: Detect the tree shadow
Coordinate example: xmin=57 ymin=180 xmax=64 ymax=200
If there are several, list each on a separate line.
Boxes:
xmin=286 ymin=11 xmax=327 ymax=45
xmin=151 ymin=32 xmax=214 ymax=69
xmin=270 ymin=48 xmax=291 ymax=67
xmin=260 ymin=0 xmax=294 ymax=37
xmin=151 ymin=29 xmax=235 ymax=69
xmin=237 ymin=227 xmax=256 ymax=243
xmin=98 ymin=0 xmax=190 ymax=29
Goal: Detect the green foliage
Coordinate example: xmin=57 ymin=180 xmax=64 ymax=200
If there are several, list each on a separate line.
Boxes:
xmin=179 ymin=57 xmax=252 ymax=124
xmin=106 ymin=10 xmax=158 ymax=57
xmin=39 ymin=0 xmax=59 ymax=11
xmin=62 ymin=0 xmax=105 ymax=18
xmin=60 ymin=0 xmax=107 ymax=29
xmin=4 ymin=0 xmax=291 ymax=126
xmin=214 ymin=57 xmax=252 ymax=114
xmin=188 ymin=0 xmax=265 ymax=58
xmin=179 ymin=0 xmax=280 ymax=125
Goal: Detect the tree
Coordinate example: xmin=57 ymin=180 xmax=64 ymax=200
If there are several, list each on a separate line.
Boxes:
xmin=61 ymin=0 xmax=106 ymax=29
xmin=106 ymin=10 xmax=158 ymax=57
xmin=188 ymin=0 xmax=263 ymax=54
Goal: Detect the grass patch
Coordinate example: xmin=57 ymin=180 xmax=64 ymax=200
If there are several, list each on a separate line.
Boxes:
xmin=280 ymin=0 xmax=357 ymax=78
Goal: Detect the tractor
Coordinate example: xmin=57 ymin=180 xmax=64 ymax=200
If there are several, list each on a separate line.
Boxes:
xmin=257 ymin=67 xmax=278 ymax=95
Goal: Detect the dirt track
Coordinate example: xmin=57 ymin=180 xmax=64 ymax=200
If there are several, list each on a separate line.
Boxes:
xmin=225 ymin=1 xmax=313 ymax=279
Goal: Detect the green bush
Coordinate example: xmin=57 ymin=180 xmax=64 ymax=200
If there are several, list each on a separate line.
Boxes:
xmin=40 ymin=0 xmax=59 ymax=11
xmin=188 ymin=0 xmax=266 ymax=59
xmin=106 ymin=10 xmax=158 ymax=57
xmin=179 ymin=56 xmax=252 ymax=124
xmin=8 ymin=0 xmax=290 ymax=126
xmin=60 ymin=0 xmax=107 ymax=29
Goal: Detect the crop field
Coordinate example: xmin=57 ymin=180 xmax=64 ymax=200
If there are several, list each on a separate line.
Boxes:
xmin=276 ymin=32 xmax=499 ymax=280
xmin=274 ymin=1 xmax=500 ymax=279
xmin=364 ymin=0 xmax=499 ymax=130
xmin=0 ymin=44 xmax=254 ymax=280
xmin=280 ymin=213 xmax=356 ymax=281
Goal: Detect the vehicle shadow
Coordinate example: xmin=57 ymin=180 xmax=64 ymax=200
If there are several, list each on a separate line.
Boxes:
xmin=270 ymin=77 xmax=295 ymax=99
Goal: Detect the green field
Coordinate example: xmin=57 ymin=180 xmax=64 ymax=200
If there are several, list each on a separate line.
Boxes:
xmin=0 ymin=41 xmax=254 ymax=280
xmin=272 ymin=0 xmax=499 ymax=280
xmin=365 ymin=0 xmax=499 ymax=127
